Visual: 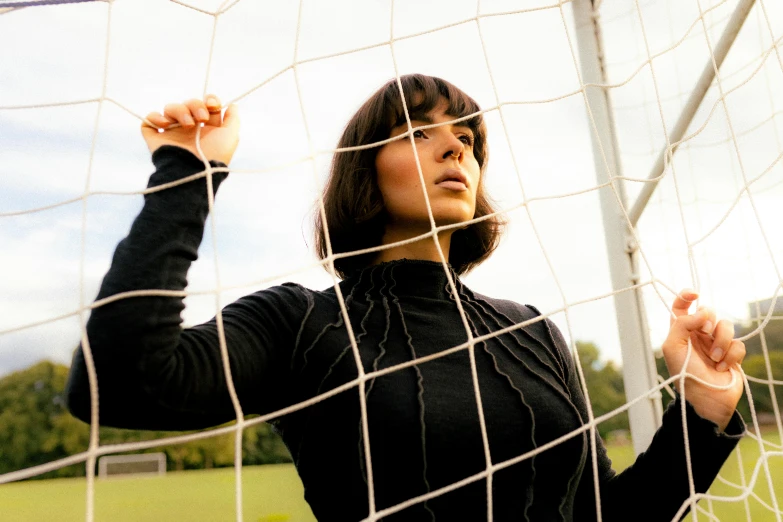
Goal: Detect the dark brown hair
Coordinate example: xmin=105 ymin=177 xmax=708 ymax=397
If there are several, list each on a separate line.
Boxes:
xmin=315 ymin=74 xmax=505 ymax=278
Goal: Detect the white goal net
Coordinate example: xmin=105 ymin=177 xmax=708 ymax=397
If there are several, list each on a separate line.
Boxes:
xmin=0 ymin=0 xmax=781 ymax=521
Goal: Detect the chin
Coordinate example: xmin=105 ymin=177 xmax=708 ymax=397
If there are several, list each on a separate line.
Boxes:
xmin=433 ymin=212 xmax=475 ymax=228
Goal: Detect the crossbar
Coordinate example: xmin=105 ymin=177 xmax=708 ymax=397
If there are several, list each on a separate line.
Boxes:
xmin=627 ymin=0 xmax=758 ymax=227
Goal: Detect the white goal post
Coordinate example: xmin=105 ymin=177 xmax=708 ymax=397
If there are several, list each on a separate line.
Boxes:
xmin=98 ymin=452 xmax=167 ymax=479
xmin=572 ymin=0 xmax=757 ymax=455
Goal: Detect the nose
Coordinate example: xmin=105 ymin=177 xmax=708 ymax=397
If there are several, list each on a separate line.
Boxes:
xmin=439 ymin=134 xmax=464 ymax=162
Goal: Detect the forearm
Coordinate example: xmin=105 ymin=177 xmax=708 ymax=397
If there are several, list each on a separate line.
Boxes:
xmin=545 ymin=314 xmax=746 ymax=521
xmin=96 ymin=145 xmax=226 ymax=300
xmin=596 ymin=397 xmax=744 ymax=521
xmin=66 ymin=146 xmax=231 ymax=429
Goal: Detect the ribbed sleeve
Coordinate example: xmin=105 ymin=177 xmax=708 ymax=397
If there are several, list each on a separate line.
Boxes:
xmin=66 ymin=146 xmax=308 ymax=430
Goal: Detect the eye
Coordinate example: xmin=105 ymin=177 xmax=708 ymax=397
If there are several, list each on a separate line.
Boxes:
xmin=412 ymin=129 xmax=426 ymax=139
xmin=458 ymin=134 xmax=474 ymax=146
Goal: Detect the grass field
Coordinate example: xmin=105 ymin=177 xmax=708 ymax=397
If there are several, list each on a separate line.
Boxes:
xmin=1 ymin=434 xmax=781 ymax=521
xmin=601 ymin=431 xmax=783 ymax=521
xmin=1 ymin=464 xmax=317 ymax=522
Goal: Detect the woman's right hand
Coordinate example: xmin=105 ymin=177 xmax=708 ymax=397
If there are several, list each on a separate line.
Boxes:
xmin=141 ymin=94 xmax=240 ymax=165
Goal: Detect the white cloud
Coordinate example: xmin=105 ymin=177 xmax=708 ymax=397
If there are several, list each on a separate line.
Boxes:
xmin=1 ymin=0 xmax=782 ymax=379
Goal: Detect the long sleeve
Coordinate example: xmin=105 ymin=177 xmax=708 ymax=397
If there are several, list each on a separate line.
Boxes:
xmin=544 ymin=319 xmax=746 ymax=522
xmin=66 ymin=146 xmax=308 ymax=431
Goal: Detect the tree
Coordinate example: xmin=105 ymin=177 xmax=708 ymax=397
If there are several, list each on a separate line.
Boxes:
xmin=243 ymin=421 xmax=292 ymax=465
xmin=727 ymin=301 xmax=783 ymax=422
xmin=735 ymin=318 xmax=783 ymax=357
xmin=0 ymin=360 xmax=292 ymax=479
xmin=0 ymin=361 xmax=83 ymax=478
xmin=736 ymin=352 xmax=783 ymax=422
xmin=656 ymin=347 xmax=783 ymax=424
xmin=575 ymin=342 xmax=630 ymax=439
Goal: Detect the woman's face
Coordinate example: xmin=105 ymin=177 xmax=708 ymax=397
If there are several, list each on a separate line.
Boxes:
xmin=374 ymin=99 xmax=481 ymax=233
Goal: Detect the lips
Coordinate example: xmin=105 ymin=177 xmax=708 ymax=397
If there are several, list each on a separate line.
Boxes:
xmin=435 ymin=169 xmax=468 ymax=191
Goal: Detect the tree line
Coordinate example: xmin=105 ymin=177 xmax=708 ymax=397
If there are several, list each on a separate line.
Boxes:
xmin=0 ymin=361 xmax=290 ymax=480
xmin=1 ymin=332 xmax=781 ymax=480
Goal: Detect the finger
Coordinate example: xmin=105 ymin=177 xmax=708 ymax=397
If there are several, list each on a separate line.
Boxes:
xmin=163 ymin=103 xmax=196 ymax=127
xmin=205 ymin=94 xmax=221 ymax=112
xmin=707 ymin=319 xmax=734 ymax=363
xmin=716 ymin=339 xmax=746 ymax=372
xmin=222 ymin=103 xmax=240 ymax=131
xmin=668 ymin=308 xmax=711 ymax=347
xmin=142 ymin=112 xmax=174 ymax=131
xmin=696 ymin=306 xmax=717 ymax=337
xmin=670 ymin=289 xmax=698 ymax=326
xmin=205 ymin=94 xmax=223 ymax=127
xmin=184 ymin=98 xmax=211 ymax=124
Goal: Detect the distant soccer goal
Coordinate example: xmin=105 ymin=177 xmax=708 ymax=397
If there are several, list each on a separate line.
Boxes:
xmin=98 ymin=453 xmax=166 ymax=479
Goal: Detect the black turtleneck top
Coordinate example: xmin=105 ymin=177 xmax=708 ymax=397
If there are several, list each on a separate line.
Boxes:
xmin=66 ymin=146 xmax=744 ymax=522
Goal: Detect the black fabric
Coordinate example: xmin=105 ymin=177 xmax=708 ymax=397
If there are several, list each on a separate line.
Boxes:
xmin=66 ymin=145 xmax=745 ymax=522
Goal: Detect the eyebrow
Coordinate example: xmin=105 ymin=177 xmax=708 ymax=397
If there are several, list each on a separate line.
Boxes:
xmin=397 ymin=112 xmax=473 ymax=132
xmin=409 ymin=113 xmax=434 ymax=125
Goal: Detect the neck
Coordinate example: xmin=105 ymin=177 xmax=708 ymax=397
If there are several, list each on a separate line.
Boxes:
xmin=373 ymin=225 xmax=453 ymax=265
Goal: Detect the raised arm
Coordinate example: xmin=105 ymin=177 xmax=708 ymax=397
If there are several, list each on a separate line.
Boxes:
xmin=544 ymin=294 xmax=746 ymax=521
xmin=66 ymin=97 xmax=305 ymax=431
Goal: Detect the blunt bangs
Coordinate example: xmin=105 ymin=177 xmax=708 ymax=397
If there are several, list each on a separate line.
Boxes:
xmin=374 ymin=76 xmax=487 ymax=170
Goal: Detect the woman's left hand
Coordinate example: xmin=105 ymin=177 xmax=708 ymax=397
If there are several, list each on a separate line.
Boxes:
xmin=661 ymin=290 xmax=745 ymax=431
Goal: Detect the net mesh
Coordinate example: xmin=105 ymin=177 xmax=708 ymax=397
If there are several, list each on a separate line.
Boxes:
xmin=0 ymin=0 xmax=781 ymax=521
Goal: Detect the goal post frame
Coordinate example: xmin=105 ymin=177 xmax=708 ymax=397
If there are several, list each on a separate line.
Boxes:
xmin=572 ymin=0 xmax=663 ymax=456
xmin=572 ymin=0 xmax=757 ymax=455
xmin=626 ymin=0 xmax=758 ymax=228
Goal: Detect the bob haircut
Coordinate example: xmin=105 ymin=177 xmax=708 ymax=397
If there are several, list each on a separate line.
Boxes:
xmin=315 ymin=74 xmax=505 ymax=279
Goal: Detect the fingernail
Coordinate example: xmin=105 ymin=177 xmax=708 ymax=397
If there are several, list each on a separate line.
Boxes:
xmin=701 ymin=321 xmax=714 ymax=334
xmin=680 ymin=289 xmax=698 ymax=301
xmin=197 ymin=108 xmax=209 ymax=121
xmin=206 ymin=95 xmax=219 ymax=107
xmin=716 ymin=362 xmax=728 ymax=372
xmin=183 ymin=114 xmax=195 ymax=126
xmin=710 ymin=347 xmax=723 ymax=362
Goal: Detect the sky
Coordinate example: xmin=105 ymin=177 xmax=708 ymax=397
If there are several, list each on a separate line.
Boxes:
xmin=0 ymin=0 xmax=782 ymax=379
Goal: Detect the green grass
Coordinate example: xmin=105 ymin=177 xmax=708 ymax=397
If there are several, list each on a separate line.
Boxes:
xmin=608 ymin=430 xmax=783 ymax=521
xmin=0 ymin=464 xmax=317 ymax=522
xmin=691 ymin=430 xmax=783 ymax=521
xmin=1 ymin=433 xmax=781 ymax=521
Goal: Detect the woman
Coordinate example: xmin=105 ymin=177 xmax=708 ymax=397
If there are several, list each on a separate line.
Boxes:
xmin=66 ymin=74 xmax=745 ymax=521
